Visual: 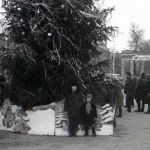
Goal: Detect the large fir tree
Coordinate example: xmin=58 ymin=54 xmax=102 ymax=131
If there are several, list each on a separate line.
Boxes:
xmin=0 ymin=0 xmax=116 ymax=110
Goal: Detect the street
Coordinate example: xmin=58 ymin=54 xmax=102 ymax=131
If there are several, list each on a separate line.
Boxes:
xmin=0 ymin=104 xmax=150 ymax=150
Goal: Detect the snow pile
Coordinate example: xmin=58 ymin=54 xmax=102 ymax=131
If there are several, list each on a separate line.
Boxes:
xmin=27 ymin=108 xmax=55 ymax=135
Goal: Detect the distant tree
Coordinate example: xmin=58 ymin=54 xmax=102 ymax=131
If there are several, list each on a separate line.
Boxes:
xmin=128 ymin=23 xmax=145 ymax=74
xmin=140 ymin=40 xmax=150 ymax=52
xmin=128 ymin=23 xmax=144 ymax=52
xmin=140 ymin=40 xmax=150 ymax=74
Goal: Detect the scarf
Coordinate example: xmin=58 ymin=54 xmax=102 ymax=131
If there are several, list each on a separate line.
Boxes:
xmin=86 ymin=102 xmax=92 ymax=114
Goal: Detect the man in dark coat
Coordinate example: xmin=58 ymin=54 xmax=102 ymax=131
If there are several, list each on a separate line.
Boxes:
xmin=105 ymin=75 xmax=117 ymax=108
xmin=132 ymin=74 xmax=139 ymax=108
xmin=64 ymin=82 xmax=83 ymax=137
xmin=124 ymin=72 xmax=134 ymax=112
xmin=145 ymin=75 xmax=150 ymax=114
xmin=135 ymin=73 xmax=147 ymax=112
xmin=105 ymin=74 xmax=117 ymax=128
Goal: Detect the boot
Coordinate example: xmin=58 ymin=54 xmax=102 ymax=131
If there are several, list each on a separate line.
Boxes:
xmin=117 ymin=107 xmax=122 ymax=117
xmin=145 ymin=104 xmax=150 ymax=114
xmin=92 ymin=127 xmax=96 ymax=137
xmin=127 ymin=106 xmax=131 ymax=112
xmin=140 ymin=102 xmax=145 ymax=112
xmin=83 ymin=126 xmax=88 ymax=137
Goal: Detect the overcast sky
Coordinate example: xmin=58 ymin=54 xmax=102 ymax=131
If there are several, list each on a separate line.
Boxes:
xmin=99 ymin=0 xmax=150 ymax=52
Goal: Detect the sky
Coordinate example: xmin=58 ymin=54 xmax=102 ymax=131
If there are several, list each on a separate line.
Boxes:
xmin=97 ymin=0 xmax=150 ymax=52
xmin=0 ymin=1 xmax=150 ymax=52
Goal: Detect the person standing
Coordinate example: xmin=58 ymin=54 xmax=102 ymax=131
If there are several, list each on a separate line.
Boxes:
xmin=145 ymin=75 xmax=150 ymax=114
xmin=124 ymin=72 xmax=134 ymax=112
xmin=112 ymin=76 xmax=124 ymax=117
xmin=132 ymin=74 xmax=139 ymax=108
xmin=80 ymin=93 xmax=97 ymax=137
xmin=135 ymin=73 xmax=147 ymax=112
xmin=64 ymin=82 xmax=83 ymax=137
xmin=105 ymin=74 xmax=117 ymax=128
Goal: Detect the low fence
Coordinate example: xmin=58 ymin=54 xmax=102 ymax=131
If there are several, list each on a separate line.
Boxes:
xmin=0 ymin=98 xmax=115 ymax=136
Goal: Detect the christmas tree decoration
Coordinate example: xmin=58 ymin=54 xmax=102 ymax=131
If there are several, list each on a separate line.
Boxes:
xmin=36 ymin=9 xmax=40 ymax=14
xmin=20 ymin=19 xmax=23 ymax=22
xmin=21 ymin=31 xmax=25 ymax=35
xmin=17 ymin=7 xmax=22 ymax=11
xmin=61 ymin=4 xmax=65 ymax=9
xmin=47 ymin=33 xmax=52 ymax=37
xmin=33 ymin=24 xmax=38 ymax=30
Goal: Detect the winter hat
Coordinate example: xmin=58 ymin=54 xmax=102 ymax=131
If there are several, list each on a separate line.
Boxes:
xmin=113 ymin=75 xmax=119 ymax=81
xmin=71 ymin=82 xmax=78 ymax=87
xmin=126 ymin=72 xmax=131 ymax=76
xmin=86 ymin=93 xmax=93 ymax=99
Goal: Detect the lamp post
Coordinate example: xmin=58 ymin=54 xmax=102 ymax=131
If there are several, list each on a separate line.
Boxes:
xmin=111 ymin=47 xmax=115 ymax=74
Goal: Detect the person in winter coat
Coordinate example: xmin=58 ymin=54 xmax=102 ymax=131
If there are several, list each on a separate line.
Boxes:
xmin=112 ymin=76 xmax=124 ymax=117
xmin=132 ymin=74 xmax=139 ymax=108
xmin=105 ymin=75 xmax=117 ymax=108
xmin=145 ymin=75 xmax=150 ymax=114
xmin=124 ymin=72 xmax=134 ymax=112
xmin=64 ymin=82 xmax=83 ymax=137
xmin=80 ymin=93 xmax=97 ymax=137
xmin=105 ymin=74 xmax=117 ymax=128
xmin=135 ymin=73 xmax=147 ymax=112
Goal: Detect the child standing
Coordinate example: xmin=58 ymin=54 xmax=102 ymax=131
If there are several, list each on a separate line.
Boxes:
xmin=80 ymin=93 xmax=97 ymax=137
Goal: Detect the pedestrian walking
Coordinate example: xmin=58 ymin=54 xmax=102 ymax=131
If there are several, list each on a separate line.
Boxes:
xmin=135 ymin=73 xmax=147 ymax=112
xmin=64 ymin=82 xmax=83 ymax=137
xmin=80 ymin=93 xmax=97 ymax=137
xmin=124 ymin=72 xmax=134 ymax=112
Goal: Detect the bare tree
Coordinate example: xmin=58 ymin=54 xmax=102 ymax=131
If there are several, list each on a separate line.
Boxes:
xmin=128 ymin=23 xmax=144 ymax=52
xmin=128 ymin=23 xmax=145 ymax=74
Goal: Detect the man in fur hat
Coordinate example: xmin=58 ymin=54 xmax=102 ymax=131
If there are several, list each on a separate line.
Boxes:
xmin=64 ymin=82 xmax=83 ymax=137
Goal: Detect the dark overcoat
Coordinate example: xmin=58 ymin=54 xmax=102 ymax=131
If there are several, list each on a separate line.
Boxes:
xmin=145 ymin=80 xmax=150 ymax=104
xmin=112 ymin=80 xmax=123 ymax=108
xmin=80 ymin=102 xmax=97 ymax=125
xmin=64 ymin=91 xmax=82 ymax=117
xmin=136 ymin=77 xmax=147 ymax=96
xmin=124 ymin=78 xmax=134 ymax=97
xmin=105 ymin=83 xmax=117 ymax=108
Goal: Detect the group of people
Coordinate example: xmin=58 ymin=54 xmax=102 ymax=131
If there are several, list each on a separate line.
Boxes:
xmin=64 ymin=71 xmax=150 ymax=137
xmin=124 ymin=72 xmax=150 ymax=114
xmin=64 ymin=73 xmax=124 ymax=137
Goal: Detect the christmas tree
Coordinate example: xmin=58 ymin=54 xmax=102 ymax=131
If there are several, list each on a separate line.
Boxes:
xmin=0 ymin=0 xmax=116 ymax=110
